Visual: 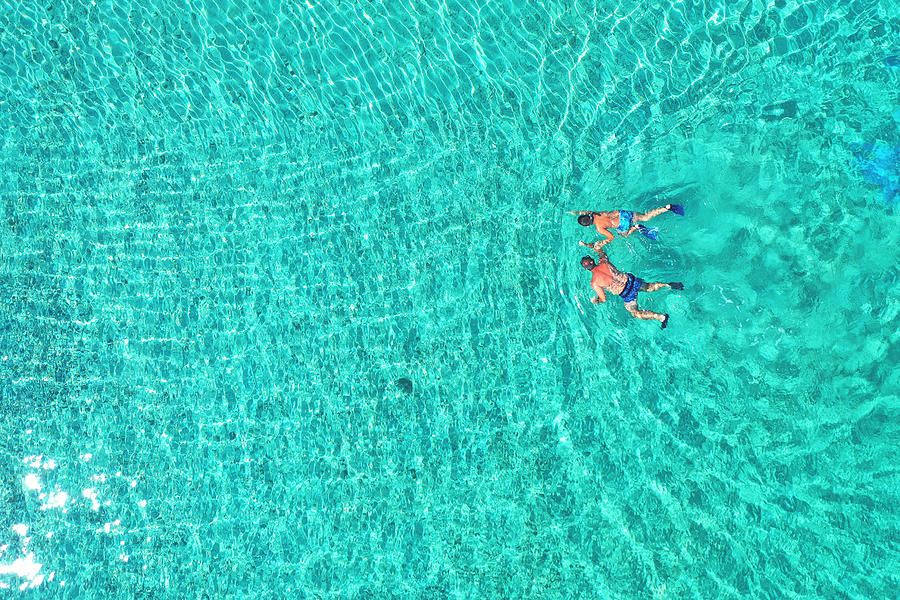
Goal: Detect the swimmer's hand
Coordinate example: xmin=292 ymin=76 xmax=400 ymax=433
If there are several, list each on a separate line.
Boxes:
xmin=591 ymin=296 xmax=602 ymax=304
xmin=580 ymin=240 xmax=606 ymax=252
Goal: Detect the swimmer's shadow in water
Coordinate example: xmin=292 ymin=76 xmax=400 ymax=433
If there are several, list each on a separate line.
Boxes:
xmin=631 ymin=182 xmax=698 ymax=208
xmin=760 ymin=100 xmax=798 ymax=122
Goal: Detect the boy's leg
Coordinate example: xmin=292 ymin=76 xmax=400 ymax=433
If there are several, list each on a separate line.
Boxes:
xmin=633 ymin=206 xmax=670 ymax=222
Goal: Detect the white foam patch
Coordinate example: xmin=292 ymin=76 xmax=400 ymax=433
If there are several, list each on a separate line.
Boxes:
xmin=0 ymin=553 xmax=43 ymax=588
xmin=23 ymin=474 xmax=41 ymax=491
xmin=23 ymin=456 xmax=57 ymax=470
xmin=82 ymin=488 xmax=100 ymax=511
xmin=40 ymin=491 xmax=68 ymax=510
xmin=11 ymin=525 xmax=28 ymax=537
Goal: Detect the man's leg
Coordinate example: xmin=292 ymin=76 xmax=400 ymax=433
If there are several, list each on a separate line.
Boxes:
xmin=623 ymin=301 xmax=666 ymax=323
xmin=639 ymin=281 xmax=682 ymax=292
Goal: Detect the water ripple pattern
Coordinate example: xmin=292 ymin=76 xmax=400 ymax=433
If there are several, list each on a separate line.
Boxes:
xmin=1 ymin=0 xmax=898 ymax=598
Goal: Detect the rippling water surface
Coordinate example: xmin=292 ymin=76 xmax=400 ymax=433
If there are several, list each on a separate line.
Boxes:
xmin=1 ymin=0 xmax=898 ymax=597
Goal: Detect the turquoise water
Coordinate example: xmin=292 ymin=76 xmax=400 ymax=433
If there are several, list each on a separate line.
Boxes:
xmin=1 ymin=0 xmax=899 ymax=597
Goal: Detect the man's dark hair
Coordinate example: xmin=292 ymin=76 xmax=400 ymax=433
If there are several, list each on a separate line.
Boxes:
xmin=577 ymin=214 xmax=592 ymax=227
xmin=580 ymin=256 xmax=595 ymax=269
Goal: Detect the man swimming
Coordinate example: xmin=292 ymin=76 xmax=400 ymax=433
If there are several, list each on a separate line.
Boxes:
xmin=579 ymin=240 xmax=683 ymax=329
xmin=568 ymin=203 xmax=684 ymax=247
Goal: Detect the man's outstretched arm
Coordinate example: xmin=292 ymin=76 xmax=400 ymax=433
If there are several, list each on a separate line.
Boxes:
xmin=579 ymin=240 xmax=609 ymax=256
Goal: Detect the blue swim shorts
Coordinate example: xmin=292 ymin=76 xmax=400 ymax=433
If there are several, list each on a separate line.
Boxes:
xmin=616 ymin=210 xmax=634 ymax=232
xmin=619 ymin=273 xmax=644 ymax=303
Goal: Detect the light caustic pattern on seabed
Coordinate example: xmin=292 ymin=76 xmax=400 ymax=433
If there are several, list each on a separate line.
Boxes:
xmin=0 ymin=0 xmax=899 ymax=598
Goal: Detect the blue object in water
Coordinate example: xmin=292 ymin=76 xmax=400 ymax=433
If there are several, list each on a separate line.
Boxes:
xmin=851 ymin=142 xmax=900 ymax=211
xmin=669 ymin=204 xmax=685 ymax=216
xmin=884 ymin=54 xmax=900 ymax=68
xmin=637 ymin=224 xmax=659 ymax=240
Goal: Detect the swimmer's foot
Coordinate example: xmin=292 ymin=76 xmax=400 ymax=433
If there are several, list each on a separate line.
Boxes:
xmin=637 ymin=224 xmax=659 ymax=240
xmin=661 ymin=314 xmax=669 ymax=329
xmin=669 ymin=282 xmax=684 ymax=290
xmin=668 ymin=204 xmax=685 ymax=216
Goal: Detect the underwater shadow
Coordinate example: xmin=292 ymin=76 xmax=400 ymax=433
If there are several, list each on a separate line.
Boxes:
xmin=630 ymin=182 xmax=700 ymax=206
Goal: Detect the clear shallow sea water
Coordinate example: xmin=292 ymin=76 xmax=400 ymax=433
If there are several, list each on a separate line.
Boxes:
xmin=1 ymin=0 xmax=898 ymax=597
